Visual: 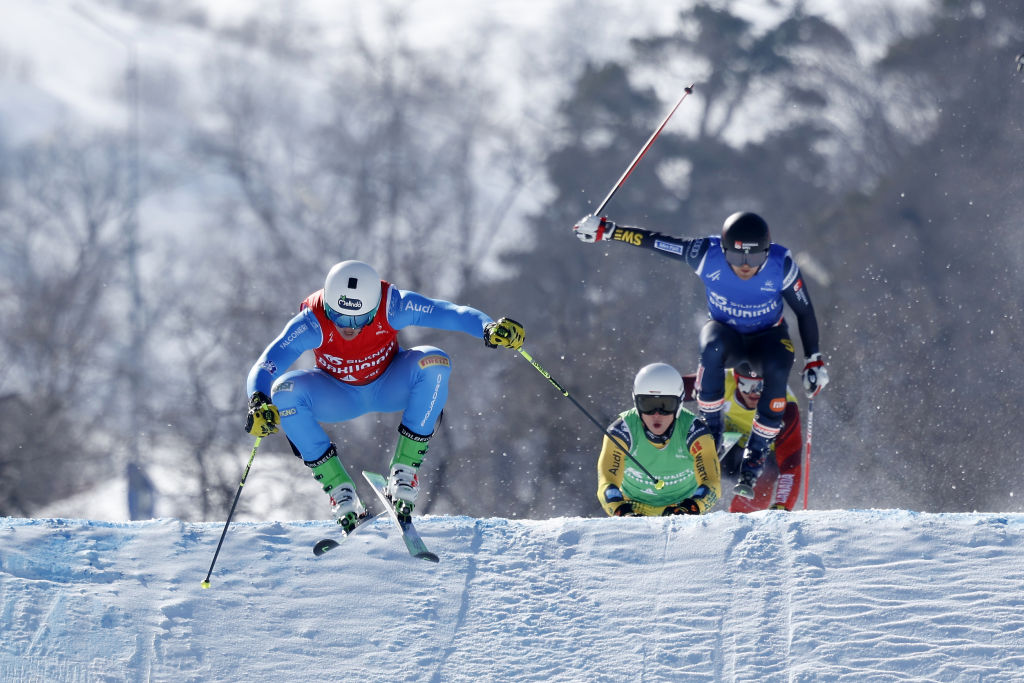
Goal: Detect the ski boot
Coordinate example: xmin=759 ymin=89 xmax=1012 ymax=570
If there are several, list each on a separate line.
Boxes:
xmin=329 ymin=483 xmax=369 ymax=533
xmin=733 ymin=466 xmax=760 ymax=500
xmin=733 ymin=442 xmax=768 ymax=500
xmin=386 ymin=464 xmax=419 ymax=523
xmin=307 ymin=444 xmax=367 ymax=533
xmin=386 ymin=426 xmax=430 ymax=522
xmin=733 ymin=415 xmax=781 ymax=499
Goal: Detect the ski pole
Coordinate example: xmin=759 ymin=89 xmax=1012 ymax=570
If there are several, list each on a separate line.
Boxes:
xmin=201 ymin=436 xmax=262 ymax=588
xmin=592 ymin=83 xmax=695 ymax=216
xmin=516 ymin=347 xmax=665 ymax=490
xmin=802 ymin=399 xmax=814 ymax=510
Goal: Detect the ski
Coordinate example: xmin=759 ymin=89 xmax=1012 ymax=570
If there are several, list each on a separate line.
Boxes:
xmin=733 ymin=482 xmax=755 ymax=499
xmin=312 ymin=512 xmax=382 ymax=557
xmin=722 ymin=431 xmax=753 ymax=499
xmin=362 ymin=471 xmax=440 ymax=563
xmin=719 ymin=431 xmax=743 ymax=458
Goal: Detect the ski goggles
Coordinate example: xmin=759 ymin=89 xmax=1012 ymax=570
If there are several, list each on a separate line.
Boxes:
xmin=723 ymin=248 xmax=769 ymax=268
xmin=736 ymin=374 xmax=764 ymax=395
xmin=325 ymin=303 xmax=378 ymax=329
xmin=635 ymin=394 xmax=681 ymax=416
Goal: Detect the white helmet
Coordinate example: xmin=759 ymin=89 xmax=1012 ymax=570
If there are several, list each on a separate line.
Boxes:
xmin=633 ymin=363 xmax=684 ymax=397
xmin=323 ymin=260 xmax=382 ymax=327
xmin=632 ymin=363 xmax=684 ymax=416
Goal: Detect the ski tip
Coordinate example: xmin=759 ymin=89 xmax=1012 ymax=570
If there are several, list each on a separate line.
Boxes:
xmin=313 ymin=539 xmax=340 ymax=556
xmin=732 ymin=484 xmax=755 ymax=500
xmin=417 ymin=552 xmax=440 ymax=563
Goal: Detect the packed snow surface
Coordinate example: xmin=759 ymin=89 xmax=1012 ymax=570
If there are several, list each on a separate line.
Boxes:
xmin=2 ymin=509 xmax=1023 ymax=681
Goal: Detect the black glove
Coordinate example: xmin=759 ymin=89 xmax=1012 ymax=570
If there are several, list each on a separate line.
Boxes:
xmin=484 ymin=317 xmax=525 ymax=350
xmin=663 ymin=499 xmax=702 ymax=515
xmin=665 ymin=485 xmax=715 ymax=515
xmin=614 ymin=502 xmax=639 ymax=517
xmin=245 ymin=391 xmax=280 ymax=436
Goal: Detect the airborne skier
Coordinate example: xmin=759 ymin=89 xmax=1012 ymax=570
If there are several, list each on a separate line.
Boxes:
xmin=574 ymin=211 xmax=828 ymax=498
xmin=244 ymin=260 xmax=524 ymax=531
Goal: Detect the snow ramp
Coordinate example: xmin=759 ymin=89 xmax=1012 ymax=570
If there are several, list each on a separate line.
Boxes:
xmin=2 ymin=510 xmax=1023 ymax=682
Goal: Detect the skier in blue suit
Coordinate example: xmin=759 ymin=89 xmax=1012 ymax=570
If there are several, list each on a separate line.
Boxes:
xmin=573 ymin=211 xmax=828 ymax=498
xmin=244 ymin=259 xmax=524 ymax=530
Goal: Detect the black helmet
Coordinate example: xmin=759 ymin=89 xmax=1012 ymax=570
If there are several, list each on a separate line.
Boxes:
xmin=734 ymin=361 xmax=761 ymax=379
xmin=721 ymin=212 xmax=771 ymax=268
xmin=733 ymin=361 xmax=764 ymax=396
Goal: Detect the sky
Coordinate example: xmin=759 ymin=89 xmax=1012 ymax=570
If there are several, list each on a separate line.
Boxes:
xmin=3 ymin=509 xmax=1023 ymax=681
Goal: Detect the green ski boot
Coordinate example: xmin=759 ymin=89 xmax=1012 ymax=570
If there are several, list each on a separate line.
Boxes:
xmin=385 ymin=426 xmax=431 ymax=522
xmin=307 ymin=444 xmax=366 ymax=532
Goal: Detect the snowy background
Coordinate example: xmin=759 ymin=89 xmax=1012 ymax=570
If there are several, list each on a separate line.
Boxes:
xmin=12 ymin=0 xmax=1022 ymax=522
xmin=3 ymin=510 xmax=1024 ymax=681
xmin=4 ymin=1 xmax=1024 ymax=680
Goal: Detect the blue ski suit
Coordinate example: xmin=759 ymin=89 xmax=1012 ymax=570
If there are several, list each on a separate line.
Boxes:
xmin=246 ymin=281 xmax=492 ymax=462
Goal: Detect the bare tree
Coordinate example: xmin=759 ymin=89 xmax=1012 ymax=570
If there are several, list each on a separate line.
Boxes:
xmin=0 ymin=131 xmax=139 ymax=514
xmin=163 ymin=9 xmax=547 ymax=519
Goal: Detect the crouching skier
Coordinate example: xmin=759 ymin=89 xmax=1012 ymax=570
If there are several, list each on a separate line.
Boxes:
xmin=596 ymin=363 xmax=721 ymax=516
xmin=244 ymin=259 xmax=524 ymax=530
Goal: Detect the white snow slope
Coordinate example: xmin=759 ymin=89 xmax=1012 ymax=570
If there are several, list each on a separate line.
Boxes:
xmin=2 ymin=509 xmax=1023 ymax=682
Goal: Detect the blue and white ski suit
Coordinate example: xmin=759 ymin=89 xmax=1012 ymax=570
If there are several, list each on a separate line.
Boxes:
xmin=246 ymin=282 xmax=492 ymax=462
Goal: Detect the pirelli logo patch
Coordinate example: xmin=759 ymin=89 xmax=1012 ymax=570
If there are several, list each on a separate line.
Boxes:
xmin=418 ymin=355 xmax=450 ymax=369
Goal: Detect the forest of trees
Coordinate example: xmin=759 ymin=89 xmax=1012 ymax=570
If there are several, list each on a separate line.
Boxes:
xmin=2 ymin=0 xmax=1022 ymax=521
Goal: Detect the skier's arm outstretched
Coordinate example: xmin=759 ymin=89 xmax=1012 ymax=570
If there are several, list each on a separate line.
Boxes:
xmin=573 ymin=214 xmax=711 ymax=270
xmin=387 ymin=287 xmax=525 ymax=350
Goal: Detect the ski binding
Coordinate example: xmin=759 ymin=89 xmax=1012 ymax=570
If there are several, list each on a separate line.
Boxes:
xmin=362 ymin=471 xmax=439 ymax=563
xmin=312 ymin=512 xmax=381 ymax=556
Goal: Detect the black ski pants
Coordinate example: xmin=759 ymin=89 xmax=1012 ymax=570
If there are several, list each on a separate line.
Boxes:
xmin=697 ymin=319 xmax=795 ymax=429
